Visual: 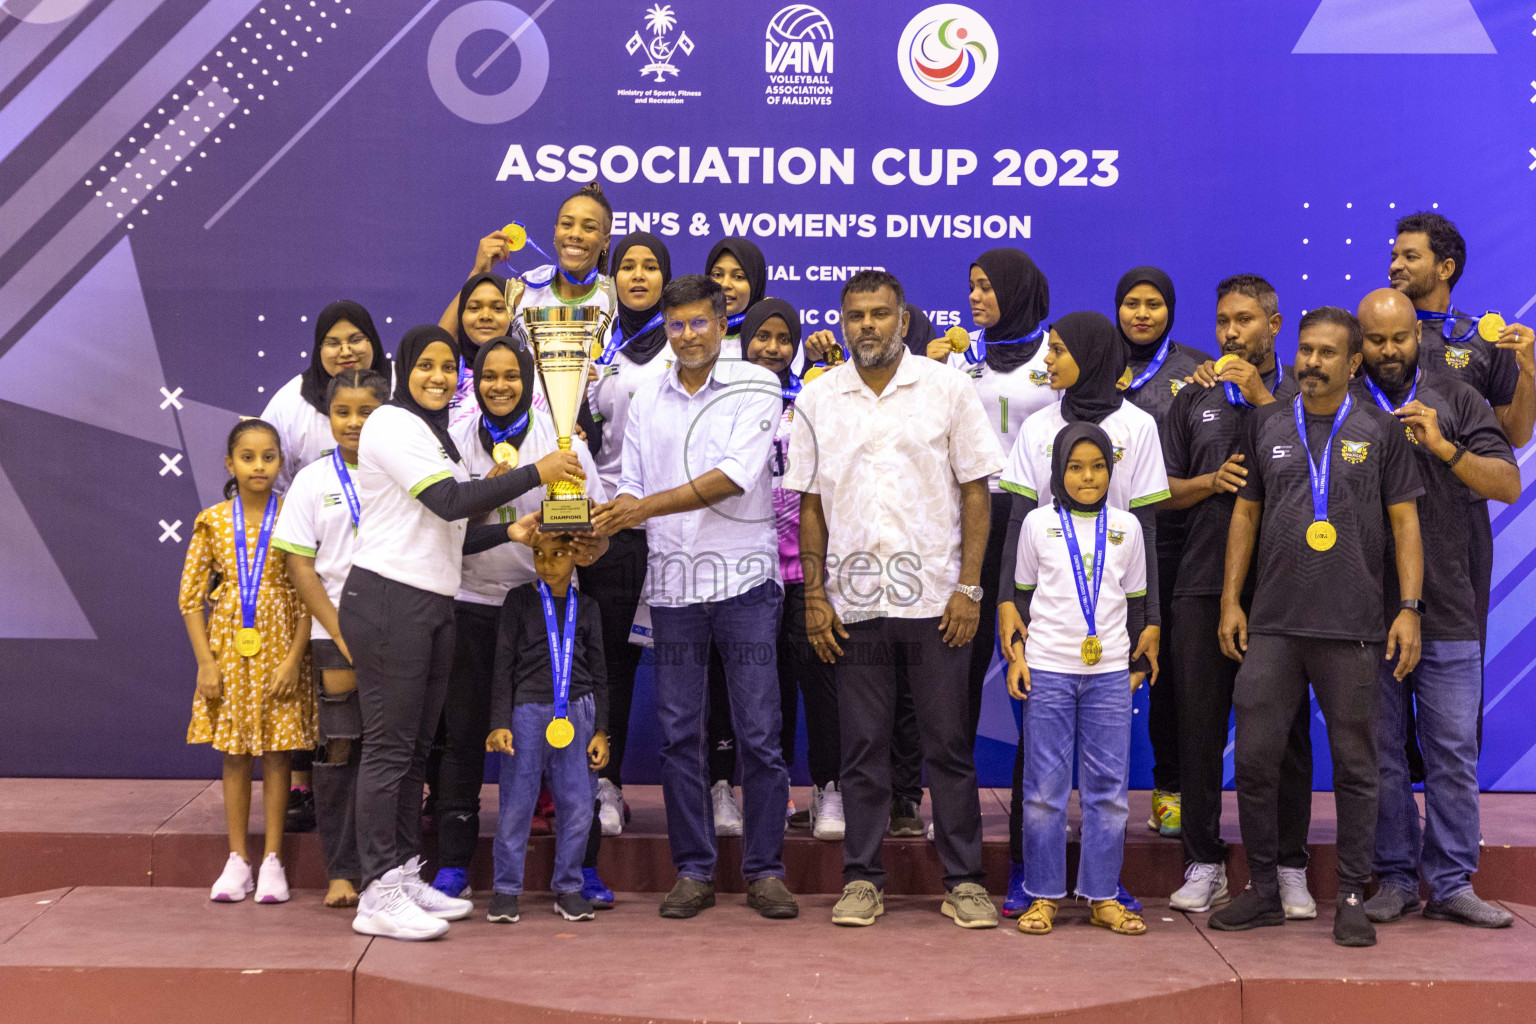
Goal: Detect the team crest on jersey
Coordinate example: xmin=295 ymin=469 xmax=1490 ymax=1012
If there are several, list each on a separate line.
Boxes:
xmin=1112 ymin=444 xmax=1125 ymax=463
xmin=1170 ymin=379 xmax=1188 ymax=396
xmin=1108 ymin=528 xmax=1125 ymax=546
xmin=1115 ymin=367 xmax=1134 ymax=391
xmin=1340 ymin=440 xmax=1370 ymax=464
xmin=1029 ymin=369 xmax=1050 ymax=386
xmin=1444 ymin=347 xmax=1471 ymax=370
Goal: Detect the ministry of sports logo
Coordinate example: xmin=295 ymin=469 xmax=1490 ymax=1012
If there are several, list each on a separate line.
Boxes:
xmin=627 ymin=4 xmax=694 ymax=83
xmin=897 ymin=4 xmax=998 ymax=106
xmin=765 ymin=4 xmax=834 ymax=106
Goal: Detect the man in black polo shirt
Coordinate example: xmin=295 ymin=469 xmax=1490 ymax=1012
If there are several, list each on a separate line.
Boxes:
xmin=1161 ymin=275 xmax=1314 ymax=918
xmin=1352 ymin=288 xmax=1518 ymax=930
xmin=1210 ymin=307 xmax=1423 ymax=948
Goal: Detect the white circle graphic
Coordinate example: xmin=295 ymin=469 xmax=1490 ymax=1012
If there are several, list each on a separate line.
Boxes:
xmin=896 ymin=3 xmax=998 ymax=106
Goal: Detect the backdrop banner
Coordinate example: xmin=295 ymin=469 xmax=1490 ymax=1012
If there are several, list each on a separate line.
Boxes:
xmin=2 ymin=0 xmax=1534 ymax=789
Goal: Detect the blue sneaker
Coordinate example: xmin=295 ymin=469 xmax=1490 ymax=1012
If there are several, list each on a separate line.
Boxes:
xmin=581 ymin=868 xmax=615 ymax=910
xmin=1002 ymin=861 xmax=1027 ymax=917
xmin=1116 ymin=882 xmax=1142 ymax=913
xmin=430 ymin=867 xmax=470 ymax=900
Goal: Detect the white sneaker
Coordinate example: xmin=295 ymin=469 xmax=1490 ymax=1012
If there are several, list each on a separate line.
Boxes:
xmin=353 ymin=869 xmax=450 ymax=941
xmin=597 ymin=778 xmax=625 ymax=837
xmin=400 ymin=856 xmax=472 ymax=920
xmin=209 ymin=852 xmax=254 ymax=902
xmin=254 ymin=853 xmax=290 ymax=904
xmin=712 ymin=780 xmax=744 ymax=837
xmin=926 ymin=821 xmax=935 ymax=841
xmin=811 ymin=782 xmax=845 ymax=841
xmin=1169 ymin=862 xmax=1228 ymax=913
xmin=1278 ymin=865 xmax=1317 ymax=920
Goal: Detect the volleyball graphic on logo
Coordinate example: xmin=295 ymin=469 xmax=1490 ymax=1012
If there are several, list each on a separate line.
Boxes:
xmin=897 ymin=4 xmax=998 ymax=106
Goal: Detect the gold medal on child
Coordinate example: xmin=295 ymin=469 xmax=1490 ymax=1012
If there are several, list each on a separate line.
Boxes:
xmin=1478 ymin=312 xmax=1506 ymax=342
xmin=234 ymin=627 xmax=263 ymax=658
xmin=1080 ymin=635 xmax=1103 ymax=666
xmin=1306 ymin=521 xmax=1336 ymax=551
xmin=492 ymin=441 xmax=518 ymax=467
xmin=546 ymin=717 xmax=575 ymax=748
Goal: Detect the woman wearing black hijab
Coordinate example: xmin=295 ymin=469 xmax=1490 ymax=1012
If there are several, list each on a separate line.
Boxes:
xmin=1113 ymin=268 xmax=1210 ymax=833
xmin=706 ymin=236 xmax=767 ymax=359
xmin=994 ymin=311 xmax=1170 ymax=916
xmin=262 ymin=299 xmax=382 ymax=494
xmin=586 ymin=231 xmax=674 ymax=836
xmin=426 ymin=336 xmax=609 ymax=900
xmin=338 ymin=325 xmax=582 ymax=941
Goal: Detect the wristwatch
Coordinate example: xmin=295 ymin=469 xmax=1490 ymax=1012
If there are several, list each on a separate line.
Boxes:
xmin=1399 ymin=598 xmax=1426 ymax=616
xmin=955 ymin=584 xmax=983 ymax=603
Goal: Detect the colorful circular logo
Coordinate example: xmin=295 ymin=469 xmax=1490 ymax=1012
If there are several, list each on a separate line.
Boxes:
xmin=897 ymin=4 xmax=998 ymax=106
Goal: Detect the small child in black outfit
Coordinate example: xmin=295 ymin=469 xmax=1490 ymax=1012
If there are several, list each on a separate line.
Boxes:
xmin=486 ymin=531 xmax=609 ymax=923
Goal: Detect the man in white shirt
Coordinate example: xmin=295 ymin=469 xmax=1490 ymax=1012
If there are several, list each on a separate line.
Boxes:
xmin=593 ymin=275 xmax=796 ymax=921
xmin=786 ymin=271 xmax=1005 ymax=929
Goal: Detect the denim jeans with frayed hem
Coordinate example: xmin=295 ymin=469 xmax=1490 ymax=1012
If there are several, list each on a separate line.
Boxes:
xmin=492 ymin=694 xmax=596 ymax=896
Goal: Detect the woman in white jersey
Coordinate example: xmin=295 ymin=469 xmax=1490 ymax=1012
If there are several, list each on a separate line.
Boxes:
xmin=586 ymin=230 xmax=673 ymax=835
xmin=338 ymin=325 xmax=582 ymax=941
xmin=996 ymin=310 xmax=1170 ymax=917
xmin=262 ymin=300 xmax=382 ymax=494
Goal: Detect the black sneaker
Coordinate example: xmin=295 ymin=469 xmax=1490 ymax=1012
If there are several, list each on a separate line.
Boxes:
xmin=787 ymin=808 xmax=812 ymax=830
xmin=1209 ymin=888 xmax=1285 ymax=931
xmin=554 ymin=891 xmax=595 ymax=922
xmin=746 ymin=877 xmax=800 ymax=919
xmin=1423 ymin=890 xmax=1514 ymax=929
xmin=1333 ymin=891 xmax=1376 ymax=947
xmin=659 ymin=877 xmax=715 ymax=919
xmin=487 ymin=893 xmax=520 ymax=923
xmin=285 ymin=787 xmax=316 ymax=833
xmin=889 ymin=798 xmax=924 ymax=837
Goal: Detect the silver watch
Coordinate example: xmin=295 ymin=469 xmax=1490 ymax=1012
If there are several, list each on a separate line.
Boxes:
xmin=954 ymin=584 xmax=983 ymax=603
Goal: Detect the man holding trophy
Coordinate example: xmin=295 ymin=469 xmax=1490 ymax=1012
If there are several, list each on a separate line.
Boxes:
xmin=592 ymin=275 xmax=797 ymax=921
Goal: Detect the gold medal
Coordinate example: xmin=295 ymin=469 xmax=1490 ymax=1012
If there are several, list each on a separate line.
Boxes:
xmin=1214 ymin=353 xmax=1239 ymax=375
xmin=546 ymin=717 xmax=575 ymax=748
xmin=1478 ymin=312 xmax=1506 ymax=342
xmin=1115 ymin=367 xmax=1133 ymax=391
xmin=234 ymin=627 xmax=262 ymax=658
xmin=944 ymin=326 xmax=970 ymax=353
xmin=802 ymin=365 xmax=826 ymax=383
xmin=1306 ymin=521 xmax=1336 ymax=551
xmin=492 ymin=441 xmax=518 ymax=467
xmin=500 ymin=222 xmax=527 ymax=251
xmin=1080 ymin=635 xmax=1102 ymax=666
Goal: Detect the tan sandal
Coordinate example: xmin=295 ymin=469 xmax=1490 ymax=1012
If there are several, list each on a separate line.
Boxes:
xmin=1017 ymin=898 xmax=1058 ymax=935
xmin=1089 ymin=898 xmax=1146 ymax=935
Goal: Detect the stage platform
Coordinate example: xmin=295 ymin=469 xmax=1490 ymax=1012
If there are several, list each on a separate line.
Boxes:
xmin=3 ymin=781 xmax=1536 ymax=1023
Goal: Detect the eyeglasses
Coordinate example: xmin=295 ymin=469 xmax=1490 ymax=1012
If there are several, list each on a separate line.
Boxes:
xmin=664 ymin=318 xmax=717 ymax=338
xmin=319 ymin=334 xmax=368 ymax=353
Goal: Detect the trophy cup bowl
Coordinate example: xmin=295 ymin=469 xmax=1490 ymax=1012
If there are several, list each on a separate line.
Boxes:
xmin=522 ymin=304 xmax=611 ymax=532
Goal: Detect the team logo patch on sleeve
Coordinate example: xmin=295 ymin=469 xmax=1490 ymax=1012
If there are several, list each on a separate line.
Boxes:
xmin=1029 ymin=369 xmax=1050 ymax=386
xmin=1444 ymin=347 xmax=1472 ymax=369
xmin=1340 ymin=440 xmax=1370 ymax=464
xmin=1170 ymin=379 xmax=1187 ymax=395
xmin=1112 ymin=444 xmax=1125 ymax=463
xmin=1108 ymin=528 xmax=1125 ymax=546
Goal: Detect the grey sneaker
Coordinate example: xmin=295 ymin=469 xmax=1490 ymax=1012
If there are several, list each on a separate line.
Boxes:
xmin=942 ymin=882 xmax=999 ymax=929
xmin=832 ymin=880 xmax=884 ymax=926
xmin=1424 ymin=890 xmax=1514 ymax=929
xmin=1278 ymin=865 xmax=1316 ymax=920
xmin=554 ymin=891 xmax=595 ymax=922
xmin=1364 ymin=884 xmax=1421 ymax=923
xmin=486 ymin=892 xmax=520 ymax=923
xmin=1170 ymin=861 xmax=1229 ymax=913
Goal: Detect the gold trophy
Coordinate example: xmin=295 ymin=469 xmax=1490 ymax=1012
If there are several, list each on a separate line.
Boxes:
xmin=522 ymin=302 xmax=612 ymax=532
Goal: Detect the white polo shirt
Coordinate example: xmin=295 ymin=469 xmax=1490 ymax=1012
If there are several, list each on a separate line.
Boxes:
xmin=350 ymin=404 xmax=470 ymax=597
xmin=271 ymin=453 xmax=359 ymax=640
xmin=783 ymin=351 xmax=1005 ymax=622
xmin=1000 ymin=401 xmax=1170 ymax=511
xmin=948 ymin=332 xmax=1057 ymax=493
xmin=589 ymin=337 xmax=676 ymax=503
xmin=618 ymin=355 xmax=782 ymax=607
xmin=449 ymin=411 xmax=607 ymax=606
xmin=1016 ymin=504 xmax=1147 ymax=675
xmin=261 ymin=374 xmax=334 ymax=495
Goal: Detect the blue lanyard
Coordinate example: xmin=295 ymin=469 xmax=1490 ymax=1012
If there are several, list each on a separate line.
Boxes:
xmin=1416 ymin=309 xmax=1477 ymax=344
xmin=1058 ymin=503 xmax=1107 ymax=640
xmin=1225 ymin=362 xmax=1284 ymax=409
xmin=1292 ymin=392 xmax=1352 ymax=525
xmin=520 ymin=237 xmax=600 ymax=287
xmin=1364 ymin=368 xmax=1418 ymax=415
xmin=1125 ymin=338 xmax=1171 ymax=391
xmin=330 ymin=449 xmax=361 ymax=532
xmin=964 ymin=324 xmax=1045 ymax=366
xmin=232 ymin=494 xmax=278 ymax=631
xmin=599 ymin=312 xmax=664 ymax=366
xmin=536 ymin=579 xmax=580 ymax=721
xmin=726 ymin=311 xmax=747 ymax=334
xmin=482 ymin=410 xmax=530 ymax=447
xmin=782 ymin=372 xmax=802 ymax=403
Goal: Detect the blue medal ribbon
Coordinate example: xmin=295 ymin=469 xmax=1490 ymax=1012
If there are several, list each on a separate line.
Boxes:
xmin=1415 ymin=309 xmax=1478 ymax=344
xmin=1125 ymin=338 xmax=1171 ymax=391
xmin=1364 ymin=367 xmax=1418 ymax=416
xmin=1225 ymin=362 xmax=1284 ymax=409
xmin=330 ymin=448 xmax=361 ymax=533
xmin=782 ymin=372 xmax=802 ymax=403
xmin=232 ymin=493 xmax=279 ymax=631
xmin=964 ymin=324 xmax=1046 ymax=366
xmin=482 ymin=410 xmax=530 ymax=448
xmin=519 ymin=238 xmax=600 ymax=287
xmin=726 ymin=311 xmax=747 ymax=334
xmin=1292 ymin=392 xmax=1353 ymax=527
xmin=536 ymin=579 xmax=580 ymax=724
xmin=598 ymin=312 xmax=664 ymax=366
xmin=1057 ymin=503 xmax=1107 ymax=642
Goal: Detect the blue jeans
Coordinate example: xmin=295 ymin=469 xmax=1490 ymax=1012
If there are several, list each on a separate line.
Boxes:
xmin=1019 ymin=667 xmax=1132 ymax=901
xmin=650 ymin=582 xmax=788 ymax=883
xmin=492 ymin=694 xmax=596 ymax=896
xmin=1374 ymin=640 xmax=1482 ymax=902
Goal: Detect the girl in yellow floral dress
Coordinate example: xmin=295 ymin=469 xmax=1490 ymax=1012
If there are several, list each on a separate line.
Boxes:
xmin=179 ymin=419 xmax=316 ymax=904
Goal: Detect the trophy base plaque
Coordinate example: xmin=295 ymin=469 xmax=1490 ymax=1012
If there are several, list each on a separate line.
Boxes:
xmin=540 ymin=496 xmax=593 ymax=533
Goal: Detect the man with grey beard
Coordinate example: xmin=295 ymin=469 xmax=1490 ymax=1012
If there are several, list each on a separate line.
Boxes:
xmin=786 ymin=270 xmax=1004 ymax=929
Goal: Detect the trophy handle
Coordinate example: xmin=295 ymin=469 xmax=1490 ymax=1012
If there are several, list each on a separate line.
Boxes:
xmin=504 ymin=277 xmax=527 ymax=314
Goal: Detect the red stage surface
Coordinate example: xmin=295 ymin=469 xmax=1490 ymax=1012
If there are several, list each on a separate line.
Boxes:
xmin=2 ymin=780 xmax=1535 ymax=1023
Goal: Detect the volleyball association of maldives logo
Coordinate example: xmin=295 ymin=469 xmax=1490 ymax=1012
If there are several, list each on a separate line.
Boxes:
xmin=897 ymin=4 xmax=998 ymax=106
